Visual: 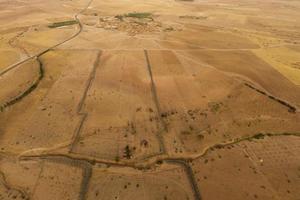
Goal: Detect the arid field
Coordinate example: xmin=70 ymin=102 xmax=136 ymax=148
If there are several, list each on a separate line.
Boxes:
xmin=0 ymin=0 xmax=300 ymax=199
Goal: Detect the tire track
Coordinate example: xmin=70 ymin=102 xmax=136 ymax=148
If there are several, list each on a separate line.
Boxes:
xmin=144 ymin=50 xmax=167 ymax=154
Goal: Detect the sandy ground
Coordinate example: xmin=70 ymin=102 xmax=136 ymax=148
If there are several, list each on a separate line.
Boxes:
xmin=0 ymin=0 xmax=299 ymax=199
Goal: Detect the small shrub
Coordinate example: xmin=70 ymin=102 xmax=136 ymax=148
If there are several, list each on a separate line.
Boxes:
xmin=115 ymin=156 xmax=120 ymax=162
xmin=115 ymin=15 xmax=124 ymax=21
xmin=253 ymin=133 xmax=265 ymax=140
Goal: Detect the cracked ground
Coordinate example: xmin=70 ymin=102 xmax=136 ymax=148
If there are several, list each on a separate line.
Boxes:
xmin=0 ymin=0 xmax=300 ymax=199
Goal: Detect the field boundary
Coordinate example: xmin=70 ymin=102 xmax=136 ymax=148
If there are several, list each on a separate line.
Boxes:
xmin=0 ymin=0 xmax=94 ymax=77
xmin=70 ymin=50 xmax=102 ymax=152
xmin=0 ymin=57 xmax=44 ymax=112
xmin=244 ymin=83 xmax=297 ymax=113
xmin=144 ymin=50 xmax=167 ymax=153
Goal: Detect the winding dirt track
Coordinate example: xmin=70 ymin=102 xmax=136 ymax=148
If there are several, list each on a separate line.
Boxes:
xmin=0 ymin=0 xmax=95 ymax=112
xmin=19 ymin=131 xmax=300 ymax=200
xmin=0 ymin=0 xmax=94 ymax=77
xmin=0 ymin=57 xmax=43 ymax=111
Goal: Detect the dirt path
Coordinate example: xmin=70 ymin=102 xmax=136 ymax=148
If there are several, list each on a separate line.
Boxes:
xmin=0 ymin=0 xmax=94 ymax=77
xmin=69 ymin=50 xmax=102 ymax=152
xmin=0 ymin=0 xmax=95 ymax=112
xmin=144 ymin=50 xmax=167 ymax=153
xmin=0 ymin=57 xmax=43 ymax=112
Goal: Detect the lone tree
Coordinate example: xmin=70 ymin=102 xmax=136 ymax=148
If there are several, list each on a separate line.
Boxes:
xmin=124 ymin=145 xmax=132 ymax=159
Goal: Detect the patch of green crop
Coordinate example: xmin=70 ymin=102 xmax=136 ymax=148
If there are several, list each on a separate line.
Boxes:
xmin=48 ymin=20 xmax=78 ymax=28
xmin=124 ymin=12 xmax=152 ymax=19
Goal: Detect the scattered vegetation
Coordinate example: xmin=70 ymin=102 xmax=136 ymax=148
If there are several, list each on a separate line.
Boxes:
xmin=208 ymin=102 xmax=223 ymax=113
xmin=48 ymin=20 xmax=78 ymax=28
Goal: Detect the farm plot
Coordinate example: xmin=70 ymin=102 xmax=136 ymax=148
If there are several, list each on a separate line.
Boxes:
xmin=15 ymin=25 xmax=76 ymax=56
xmin=71 ymin=50 xmax=163 ymax=162
xmin=190 ymin=135 xmax=300 ymax=200
xmin=0 ymin=155 xmax=85 ymax=200
xmin=177 ymin=50 xmax=300 ymax=107
xmin=0 ymin=50 xmax=99 ymax=154
xmin=253 ymin=47 xmax=300 ymax=86
xmin=158 ymin=24 xmax=259 ymax=49
xmin=0 ymin=58 xmax=41 ymax=110
xmin=86 ymin=162 xmax=195 ymax=200
xmin=147 ymin=50 xmax=300 ymax=157
xmin=31 ymin=159 xmax=84 ymax=200
xmin=0 ymin=50 xmax=20 ymax=70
